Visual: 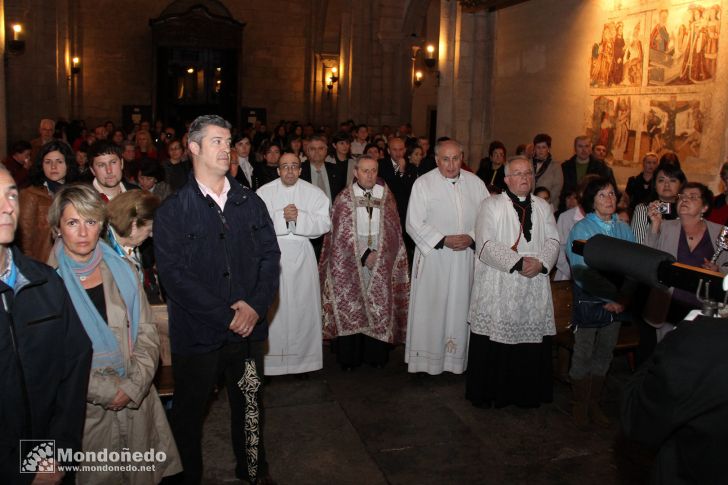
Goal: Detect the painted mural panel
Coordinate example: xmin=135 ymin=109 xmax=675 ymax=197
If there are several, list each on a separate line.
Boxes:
xmin=588 ymin=1 xmax=725 ymax=183
xmin=648 ymin=3 xmax=721 ymax=85
xmin=591 ymin=15 xmax=646 ymax=87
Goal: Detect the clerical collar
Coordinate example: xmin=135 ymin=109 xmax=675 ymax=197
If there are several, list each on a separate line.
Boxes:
xmin=356 ymin=182 xmax=374 ymax=193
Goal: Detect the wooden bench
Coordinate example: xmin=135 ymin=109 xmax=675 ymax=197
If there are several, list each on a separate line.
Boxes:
xmin=151 ymin=304 xmax=175 ymax=397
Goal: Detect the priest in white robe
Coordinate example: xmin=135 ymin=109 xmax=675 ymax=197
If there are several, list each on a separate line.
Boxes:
xmin=257 ymin=153 xmax=331 ymax=376
xmin=466 ymin=155 xmax=559 ymax=408
xmin=405 ymin=139 xmax=489 ymax=375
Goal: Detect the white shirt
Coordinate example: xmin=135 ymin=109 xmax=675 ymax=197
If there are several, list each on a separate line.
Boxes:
xmin=196 ymin=177 xmax=231 ymax=210
xmin=93 ymin=178 xmax=127 ymax=200
xmin=238 ymin=156 xmax=254 ymax=186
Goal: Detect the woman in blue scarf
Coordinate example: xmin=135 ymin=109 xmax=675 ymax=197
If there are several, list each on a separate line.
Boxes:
xmin=47 ymin=184 xmax=181 ymax=484
xmin=566 ymin=177 xmax=636 ymax=429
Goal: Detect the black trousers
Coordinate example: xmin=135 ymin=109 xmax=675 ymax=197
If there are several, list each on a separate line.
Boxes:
xmin=170 ymin=340 xmax=267 ymax=485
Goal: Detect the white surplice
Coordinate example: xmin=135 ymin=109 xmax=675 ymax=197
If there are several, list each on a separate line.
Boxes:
xmin=404 ymin=169 xmax=489 ymax=374
xmin=468 ymin=193 xmax=560 ymax=344
xmin=257 ymin=178 xmax=331 ymax=375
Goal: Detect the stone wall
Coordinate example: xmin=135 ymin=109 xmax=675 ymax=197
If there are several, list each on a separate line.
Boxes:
xmin=4 ymin=0 xmax=427 ymax=144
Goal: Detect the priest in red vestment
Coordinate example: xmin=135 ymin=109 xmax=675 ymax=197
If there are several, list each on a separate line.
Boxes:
xmin=319 ymin=156 xmax=410 ymax=369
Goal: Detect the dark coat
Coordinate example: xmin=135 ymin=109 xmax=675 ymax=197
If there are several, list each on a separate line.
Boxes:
xmin=0 ymin=247 xmax=92 ymax=484
xmin=378 ymin=157 xmax=416 ymax=229
xmin=622 ymin=316 xmax=728 ymax=485
xmin=162 ymin=159 xmax=192 ymax=193
xmin=560 ymin=155 xmax=618 ymax=212
xmin=252 ymin=162 xmax=279 ymax=189
xmin=625 ymin=172 xmax=654 ymax=210
xmin=154 ymin=172 xmax=281 ymax=355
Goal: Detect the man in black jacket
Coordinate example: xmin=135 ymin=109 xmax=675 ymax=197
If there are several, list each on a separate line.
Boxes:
xmin=154 ymin=115 xmax=280 ymax=485
xmin=300 ymin=135 xmax=344 ymax=259
xmin=559 ymin=135 xmax=618 ymax=212
xmin=0 ymin=166 xmax=92 ymax=485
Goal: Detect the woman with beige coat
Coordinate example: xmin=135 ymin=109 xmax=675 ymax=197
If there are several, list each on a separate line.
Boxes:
xmin=48 ymin=184 xmax=181 ymax=484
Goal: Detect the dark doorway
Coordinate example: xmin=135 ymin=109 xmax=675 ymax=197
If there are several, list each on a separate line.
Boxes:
xmin=150 ymin=1 xmax=244 ymax=129
xmin=156 ymin=46 xmax=237 ymax=128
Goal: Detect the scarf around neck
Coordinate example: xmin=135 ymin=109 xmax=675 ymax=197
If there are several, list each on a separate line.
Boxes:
xmin=533 ymin=155 xmax=552 ymax=181
xmin=54 ymin=239 xmax=140 ymax=376
xmin=505 ymin=187 xmax=533 ymax=246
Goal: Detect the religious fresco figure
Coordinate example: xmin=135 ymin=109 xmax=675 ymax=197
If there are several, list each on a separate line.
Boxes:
xmin=612 ymin=97 xmax=631 ymax=161
xmin=592 ymin=22 xmax=616 ymax=87
xmin=651 ymin=96 xmax=691 ymax=151
xmin=609 ymin=22 xmax=626 ymax=85
xmin=704 ymin=5 xmax=721 ymax=78
xmin=650 ymin=9 xmax=671 ymax=53
xmin=624 ymin=22 xmax=644 ymax=85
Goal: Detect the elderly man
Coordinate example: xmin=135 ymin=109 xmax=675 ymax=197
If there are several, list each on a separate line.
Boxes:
xmin=466 ymin=156 xmax=559 ymax=408
xmin=257 ymin=153 xmax=331 ymax=376
xmin=320 ymin=156 xmax=409 ymax=370
xmin=0 ymin=165 xmax=92 ymax=484
xmin=88 ymin=140 xmax=138 ymax=201
xmin=405 ymin=139 xmax=489 ymax=375
xmin=30 ymin=118 xmax=55 ymax=160
xmin=155 ymin=115 xmax=280 ymax=484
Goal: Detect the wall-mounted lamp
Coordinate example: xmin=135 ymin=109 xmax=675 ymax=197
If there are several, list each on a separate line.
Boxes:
xmin=330 ymin=67 xmax=339 ymax=84
xmin=186 ymin=67 xmax=194 ymax=74
xmin=71 ymin=56 xmax=81 ymax=75
xmin=414 ymin=70 xmax=424 ymax=88
xmin=326 ymin=78 xmax=334 ymax=91
xmin=7 ymin=23 xmax=25 ymax=54
xmin=425 ymin=44 xmax=436 ymax=69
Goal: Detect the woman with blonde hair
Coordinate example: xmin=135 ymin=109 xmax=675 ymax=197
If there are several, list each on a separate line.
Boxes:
xmin=48 ymin=184 xmax=181 ymax=484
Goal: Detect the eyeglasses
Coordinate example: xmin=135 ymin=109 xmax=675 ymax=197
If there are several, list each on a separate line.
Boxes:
xmin=596 ymin=191 xmax=617 ymax=199
xmin=678 ymin=194 xmax=702 ymax=202
xmin=508 ymin=171 xmax=533 ymax=178
xmin=279 ymin=164 xmax=301 ymax=172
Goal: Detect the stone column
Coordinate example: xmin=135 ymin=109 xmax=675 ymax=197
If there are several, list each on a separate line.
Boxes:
xmin=436 ymin=2 xmax=495 ymax=169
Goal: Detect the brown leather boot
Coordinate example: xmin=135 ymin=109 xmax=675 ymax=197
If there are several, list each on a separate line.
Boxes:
xmin=571 ymin=378 xmax=591 ymax=429
xmin=589 ymin=375 xmax=610 ymax=427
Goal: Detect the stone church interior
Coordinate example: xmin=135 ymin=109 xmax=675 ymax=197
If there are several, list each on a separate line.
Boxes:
xmin=2 ymin=0 xmax=728 ymax=483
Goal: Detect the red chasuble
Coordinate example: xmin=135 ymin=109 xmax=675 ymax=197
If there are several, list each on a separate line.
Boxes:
xmin=319 ymin=184 xmax=410 ymax=344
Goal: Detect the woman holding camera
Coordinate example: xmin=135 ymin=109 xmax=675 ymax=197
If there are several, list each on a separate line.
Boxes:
xmin=644 ymin=182 xmax=728 ymax=340
xmin=631 ymin=162 xmax=685 ymax=244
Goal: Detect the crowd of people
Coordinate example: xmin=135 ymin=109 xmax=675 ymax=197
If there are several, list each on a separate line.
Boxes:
xmin=2 ymin=114 xmax=727 ymax=484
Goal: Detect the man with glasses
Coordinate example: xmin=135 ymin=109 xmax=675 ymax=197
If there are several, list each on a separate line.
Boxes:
xmin=256 ymin=153 xmax=331 ymax=377
xmin=466 ymin=155 xmax=560 ymax=408
xmin=405 ymin=139 xmax=488 ymax=375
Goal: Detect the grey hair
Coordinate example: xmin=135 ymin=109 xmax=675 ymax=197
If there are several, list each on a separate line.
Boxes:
xmin=354 ymin=155 xmax=378 ymax=169
xmin=48 ymin=184 xmax=107 ymax=237
xmin=188 ymin=115 xmax=232 ymax=146
xmin=434 ymin=139 xmax=463 ymax=156
xmin=503 ymin=155 xmax=531 ymax=176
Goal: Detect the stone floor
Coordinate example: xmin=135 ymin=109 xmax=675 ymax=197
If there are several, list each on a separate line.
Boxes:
xmin=196 ymin=346 xmax=654 ymax=485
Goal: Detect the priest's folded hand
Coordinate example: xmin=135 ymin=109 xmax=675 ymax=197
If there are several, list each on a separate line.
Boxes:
xmin=283 ymin=204 xmax=298 ymax=222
